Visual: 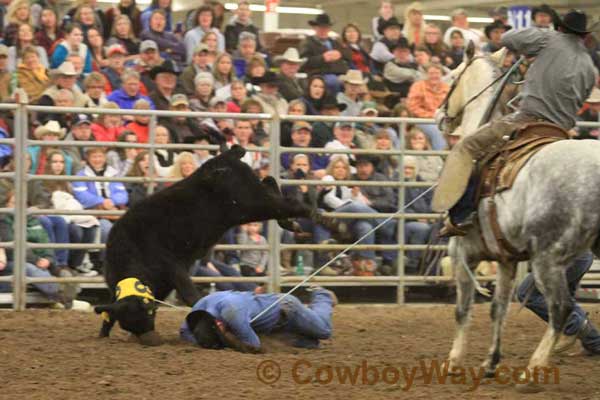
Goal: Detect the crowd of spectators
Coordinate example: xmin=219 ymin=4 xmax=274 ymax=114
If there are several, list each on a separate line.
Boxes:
xmin=0 ymin=0 xmax=599 ymax=301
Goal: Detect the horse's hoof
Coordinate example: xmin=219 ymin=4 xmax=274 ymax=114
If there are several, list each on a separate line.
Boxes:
xmin=484 ymin=369 xmax=496 ymax=379
xmin=515 ymin=382 xmax=545 ymax=394
xmin=138 ymin=331 xmax=163 ymax=346
xmin=445 ymin=360 xmax=463 ymax=376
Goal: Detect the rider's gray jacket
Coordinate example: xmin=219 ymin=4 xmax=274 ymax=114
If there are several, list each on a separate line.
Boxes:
xmin=501 ymin=27 xmax=597 ymax=130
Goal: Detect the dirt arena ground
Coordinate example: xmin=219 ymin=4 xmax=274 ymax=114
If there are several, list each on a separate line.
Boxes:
xmin=2 ymin=303 xmax=600 ymax=400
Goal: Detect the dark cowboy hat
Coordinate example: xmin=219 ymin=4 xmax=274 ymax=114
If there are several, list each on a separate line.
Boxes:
xmin=308 ymin=13 xmax=333 ymax=27
xmin=183 ymin=133 xmax=213 ymax=144
xmin=377 ymin=17 xmax=404 ymax=35
xmin=531 ymin=4 xmax=555 ymax=20
xmin=186 ymin=310 xmax=226 ymax=349
xmin=251 ymin=71 xmax=280 ymax=86
xmin=392 ymin=37 xmax=412 ymax=51
xmin=149 ymin=60 xmax=180 ymax=80
xmin=355 ymin=154 xmax=380 ymax=168
xmin=558 ymin=9 xmax=592 ymax=34
xmin=318 ymin=96 xmax=347 ymax=112
xmin=484 ymin=20 xmax=512 ymax=39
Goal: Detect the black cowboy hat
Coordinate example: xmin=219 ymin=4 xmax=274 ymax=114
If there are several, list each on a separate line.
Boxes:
xmin=355 ymin=154 xmax=380 ymax=168
xmin=251 ymin=71 xmax=280 ymax=86
xmin=149 ymin=60 xmax=180 ymax=80
xmin=531 ymin=4 xmax=555 ymax=20
xmin=559 ymin=9 xmax=591 ymax=34
xmin=484 ymin=20 xmax=512 ymax=39
xmin=377 ymin=17 xmax=404 ymax=35
xmin=186 ymin=310 xmax=226 ymax=349
xmin=183 ymin=133 xmax=213 ymax=144
xmin=392 ymin=37 xmax=412 ymax=51
xmin=318 ymin=96 xmax=347 ymax=112
xmin=308 ymin=13 xmax=333 ymax=27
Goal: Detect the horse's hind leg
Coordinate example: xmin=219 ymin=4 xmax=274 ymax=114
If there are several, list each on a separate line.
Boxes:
xmin=447 ymin=243 xmax=477 ymax=372
xmin=519 ymin=257 xmax=572 ymax=390
xmin=482 ymin=261 xmax=517 ymax=377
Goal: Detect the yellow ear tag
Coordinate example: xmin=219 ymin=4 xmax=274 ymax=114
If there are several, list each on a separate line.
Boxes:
xmin=116 ymin=278 xmax=155 ymax=301
xmin=101 ymin=311 xmax=110 ymax=322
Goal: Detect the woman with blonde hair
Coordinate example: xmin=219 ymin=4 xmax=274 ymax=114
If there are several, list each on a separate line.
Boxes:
xmin=169 ymin=151 xmax=198 ymax=180
xmin=402 ymin=2 xmax=425 ymax=46
xmin=212 ymin=52 xmax=235 ymax=92
xmin=7 ymin=24 xmax=49 ymax=72
xmin=3 ymin=0 xmax=32 ymax=47
xmin=15 ymin=46 xmax=51 ymax=103
xmin=201 ymin=31 xmax=219 ymax=66
xmin=109 ymin=14 xmax=139 ymax=58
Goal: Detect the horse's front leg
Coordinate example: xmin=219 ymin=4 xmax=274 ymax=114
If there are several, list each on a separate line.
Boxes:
xmin=516 ymin=257 xmax=571 ymax=393
xmin=447 ymin=241 xmax=477 ymax=373
xmin=481 ymin=261 xmax=517 ymax=377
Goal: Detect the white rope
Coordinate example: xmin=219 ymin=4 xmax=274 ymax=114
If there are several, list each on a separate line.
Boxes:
xmin=250 ymin=184 xmax=439 ymax=323
xmin=153 ymin=298 xmax=190 ymax=311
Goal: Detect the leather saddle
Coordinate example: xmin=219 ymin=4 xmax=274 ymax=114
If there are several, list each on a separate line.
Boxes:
xmin=476 ymin=122 xmax=570 ymax=202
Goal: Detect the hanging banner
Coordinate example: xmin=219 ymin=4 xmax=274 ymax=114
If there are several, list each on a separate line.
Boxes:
xmin=508 ymin=6 xmax=532 ymax=30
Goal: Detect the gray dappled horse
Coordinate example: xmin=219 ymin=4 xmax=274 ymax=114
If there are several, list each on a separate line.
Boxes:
xmin=440 ymin=46 xmax=600 ymax=390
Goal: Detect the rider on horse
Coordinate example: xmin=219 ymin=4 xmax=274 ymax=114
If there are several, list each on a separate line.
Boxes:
xmin=433 ymin=9 xmax=598 ymax=237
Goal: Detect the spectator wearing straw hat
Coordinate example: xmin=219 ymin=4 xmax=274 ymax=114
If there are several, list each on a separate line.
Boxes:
xmin=482 ymin=20 xmax=512 ymax=54
xmin=180 ymin=43 xmax=212 ymax=96
xmin=274 ymin=48 xmax=307 ymax=102
xmin=181 ymin=287 xmax=337 ymax=350
xmin=37 ymin=61 xmax=93 ymax=111
xmin=300 ymin=13 xmax=352 ymax=94
xmin=107 ymin=68 xmax=155 ymax=110
xmin=28 ymin=120 xmax=75 ymax=175
xmin=337 ymin=70 xmax=368 ymax=117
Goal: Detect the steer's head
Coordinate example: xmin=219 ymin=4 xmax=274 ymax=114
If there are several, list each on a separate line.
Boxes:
xmin=94 ymin=278 xmax=161 ymax=345
xmin=193 ymin=145 xmax=313 ymax=229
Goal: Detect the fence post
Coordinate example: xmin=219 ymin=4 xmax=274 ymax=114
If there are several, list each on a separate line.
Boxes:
xmin=397 ymin=120 xmax=407 ymax=305
xmin=146 ymin=114 xmax=158 ymax=196
xmin=13 ymin=94 xmax=28 ymax=310
xmin=267 ymin=113 xmax=281 ymax=293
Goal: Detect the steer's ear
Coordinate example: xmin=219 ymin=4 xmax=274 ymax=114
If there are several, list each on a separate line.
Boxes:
xmin=261 ymin=176 xmax=282 ymax=195
xmin=224 ymin=144 xmax=246 ymax=160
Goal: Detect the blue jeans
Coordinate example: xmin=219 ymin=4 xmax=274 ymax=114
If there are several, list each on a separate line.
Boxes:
xmin=191 ymin=259 xmax=256 ymax=292
xmin=417 ymin=123 xmax=448 ymax=150
xmin=280 ymin=289 xmax=334 ymax=347
xmin=37 ymin=215 xmax=69 ymax=266
xmin=336 ymin=201 xmax=397 ymax=261
xmin=68 ymin=224 xmax=98 ymax=268
xmin=516 ymin=251 xmax=600 ymax=353
xmin=405 ymin=221 xmax=432 ymax=268
xmin=0 ymin=262 xmax=59 ymax=299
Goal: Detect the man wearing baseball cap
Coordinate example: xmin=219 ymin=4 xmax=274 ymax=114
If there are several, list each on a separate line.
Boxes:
xmin=181 ymin=43 xmax=212 ymax=96
xmin=160 ymin=93 xmax=203 ymax=144
xmin=133 ymin=40 xmax=164 ymax=93
xmin=281 ymin=121 xmax=329 ymax=178
xmin=101 ymin=44 xmax=129 ymax=94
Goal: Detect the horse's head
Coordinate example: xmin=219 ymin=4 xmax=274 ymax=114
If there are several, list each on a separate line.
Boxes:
xmin=437 ymin=42 xmax=508 ymax=138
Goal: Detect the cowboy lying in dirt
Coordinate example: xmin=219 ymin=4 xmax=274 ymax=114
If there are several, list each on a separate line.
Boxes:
xmin=180 ymin=288 xmax=337 ymax=352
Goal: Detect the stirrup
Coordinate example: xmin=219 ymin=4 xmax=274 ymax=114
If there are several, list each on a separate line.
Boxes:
xmin=439 ymin=217 xmax=472 ymax=238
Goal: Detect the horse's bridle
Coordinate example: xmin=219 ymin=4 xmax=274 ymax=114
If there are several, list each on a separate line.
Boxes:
xmin=437 ymin=56 xmax=509 ymax=134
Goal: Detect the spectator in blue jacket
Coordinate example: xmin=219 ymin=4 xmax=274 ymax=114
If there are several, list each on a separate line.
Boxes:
xmin=0 ymin=126 xmax=13 ymax=168
xmin=72 ymin=146 xmax=128 ymax=251
xmin=140 ymin=0 xmax=173 ymax=33
xmin=106 ymin=68 xmax=155 ymax=110
xmin=180 ymin=288 xmax=337 ymax=351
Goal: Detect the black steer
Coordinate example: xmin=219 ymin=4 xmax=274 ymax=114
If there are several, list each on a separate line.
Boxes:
xmin=95 ymin=145 xmax=315 ymax=345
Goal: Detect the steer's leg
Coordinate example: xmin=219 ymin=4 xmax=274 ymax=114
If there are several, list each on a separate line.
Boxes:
xmin=173 ymin=265 xmax=202 ymax=306
xmin=482 ymin=261 xmax=517 ymax=377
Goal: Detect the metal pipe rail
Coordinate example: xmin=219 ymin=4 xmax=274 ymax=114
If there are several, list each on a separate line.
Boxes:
xmin=6 ymin=103 xmax=600 ymax=309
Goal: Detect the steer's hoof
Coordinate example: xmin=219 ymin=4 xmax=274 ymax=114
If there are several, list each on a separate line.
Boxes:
xmin=515 ymin=382 xmax=545 ymax=394
xmin=138 ymin=331 xmax=163 ymax=346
